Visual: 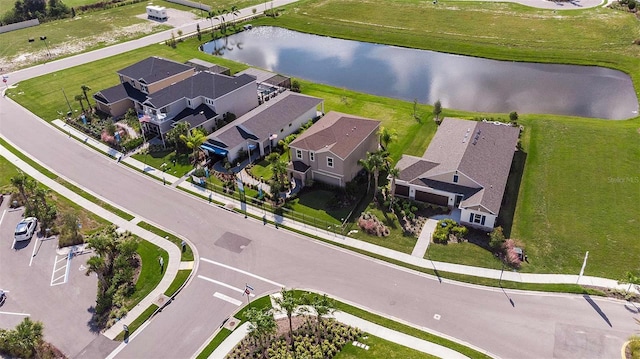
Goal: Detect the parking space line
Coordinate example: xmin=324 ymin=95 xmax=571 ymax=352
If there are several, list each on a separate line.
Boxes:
xmin=213 ymin=292 xmax=242 ymax=306
xmin=199 ymin=258 xmax=284 ymax=288
xmin=29 ymin=236 xmax=38 ymax=266
xmin=0 ymin=209 xmax=5 ymax=227
xmin=197 ymin=275 xmax=255 ymax=297
xmin=0 ymin=311 xmax=30 ymax=317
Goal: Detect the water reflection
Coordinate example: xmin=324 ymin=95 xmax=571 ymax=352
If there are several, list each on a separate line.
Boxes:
xmin=201 ymin=27 xmax=638 ymax=120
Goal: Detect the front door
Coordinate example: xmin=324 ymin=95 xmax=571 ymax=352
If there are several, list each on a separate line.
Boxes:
xmin=454 ymin=194 xmax=464 ymax=207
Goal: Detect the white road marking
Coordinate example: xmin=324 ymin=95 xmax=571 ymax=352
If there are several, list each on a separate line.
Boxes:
xmin=433 ymin=314 xmax=441 ymax=320
xmin=213 ymin=292 xmax=242 ymax=306
xmin=29 ymin=236 xmax=38 ymax=266
xmin=11 ymin=238 xmax=16 ymax=250
xmin=50 ymin=254 xmax=70 ymax=286
xmin=199 ymin=257 xmax=284 ymax=288
xmin=0 ymin=310 xmax=30 ymax=316
xmin=197 ymin=275 xmax=255 ymax=297
xmin=0 ymin=209 xmax=5 ymax=227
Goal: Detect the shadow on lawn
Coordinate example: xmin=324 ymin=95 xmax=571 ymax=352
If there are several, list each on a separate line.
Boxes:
xmin=498 ymin=148 xmax=527 ymax=238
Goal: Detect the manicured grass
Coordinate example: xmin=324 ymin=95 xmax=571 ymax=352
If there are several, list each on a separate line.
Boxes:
xmin=427 ymin=242 xmax=504 ymax=270
xmin=335 ymin=334 xmax=438 ymax=359
xmin=0 ymin=153 xmax=22 ymax=193
xmin=164 ymin=269 xmax=192 ymax=297
xmin=126 ymin=240 xmax=168 ymax=308
xmin=248 ymin=159 xmax=273 ymax=180
xmin=349 ymin=203 xmax=417 ymax=254
xmin=137 ymin=221 xmax=194 ymax=261
xmin=114 ymin=304 xmax=159 ymax=341
xmin=131 ymin=150 xmax=193 ymax=178
xmin=284 ymin=189 xmax=350 ymax=225
xmin=195 ymin=328 xmax=232 ymax=359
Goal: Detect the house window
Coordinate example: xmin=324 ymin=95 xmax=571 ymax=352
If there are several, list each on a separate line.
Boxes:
xmin=141 ymin=85 xmax=148 ymax=93
xmin=453 ymin=174 xmax=459 ymax=183
xmin=296 ymin=149 xmax=302 ymax=160
xmin=310 ymin=152 xmax=315 ymax=162
xmin=327 ymin=157 xmax=334 ymax=168
xmin=188 ymin=100 xmax=191 ymax=107
xmin=470 ymin=213 xmax=486 ymax=225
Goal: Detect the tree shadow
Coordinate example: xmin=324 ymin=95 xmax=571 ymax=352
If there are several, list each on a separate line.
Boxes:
xmin=86 ymin=306 xmax=103 ymax=334
xmin=583 ymin=295 xmax=612 ymax=327
xmin=498 ymin=148 xmax=527 ymax=238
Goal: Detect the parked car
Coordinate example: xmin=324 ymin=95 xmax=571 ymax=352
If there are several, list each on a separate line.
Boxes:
xmin=14 ymin=217 xmax=38 ymax=241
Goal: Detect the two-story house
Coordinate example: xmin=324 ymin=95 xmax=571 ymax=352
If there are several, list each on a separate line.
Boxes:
xmin=394 ymin=118 xmax=520 ymax=231
xmin=94 ymin=56 xmax=195 ymax=118
xmin=287 ymin=111 xmax=380 ymax=188
xmin=202 ymin=91 xmax=323 ymax=163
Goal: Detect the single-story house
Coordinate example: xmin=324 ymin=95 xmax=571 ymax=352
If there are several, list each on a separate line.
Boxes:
xmin=394 ymin=118 xmax=520 ymax=231
xmin=287 ymin=111 xmax=380 ymax=188
xmin=202 ymin=91 xmax=324 ymax=163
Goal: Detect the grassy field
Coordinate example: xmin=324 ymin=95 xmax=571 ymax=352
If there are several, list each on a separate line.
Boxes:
xmin=137 ymin=221 xmax=194 ymax=261
xmin=127 ymin=239 xmax=169 ymax=308
xmin=335 ymin=334 xmax=438 ymax=359
xmin=131 ymin=150 xmax=192 ymax=178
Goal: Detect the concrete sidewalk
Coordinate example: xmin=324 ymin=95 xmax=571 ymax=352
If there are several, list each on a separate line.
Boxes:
xmin=209 ymin=293 xmax=478 ymax=358
xmin=0 ymin=136 xmax=183 ymax=341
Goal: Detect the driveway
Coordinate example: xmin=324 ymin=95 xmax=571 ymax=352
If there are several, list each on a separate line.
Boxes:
xmin=0 ymin=198 xmax=107 ymax=357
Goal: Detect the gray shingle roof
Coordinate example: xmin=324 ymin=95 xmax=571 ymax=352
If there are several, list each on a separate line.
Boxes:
xmin=144 ymin=72 xmax=256 ymax=109
xmin=93 ymin=82 xmax=146 ymax=104
xmin=208 ymin=91 xmax=323 ymax=149
xmin=118 ymin=57 xmax=193 ymax=85
xmin=290 ymin=111 xmax=380 ymax=160
xmin=172 ymin=104 xmax=217 ymax=128
xmin=397 ymin=118 xmax=520 ymax=214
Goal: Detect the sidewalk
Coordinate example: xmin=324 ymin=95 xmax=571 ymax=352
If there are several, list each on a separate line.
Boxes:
xmin=209 ymin=293 xmax=476 ymax=358
xmin=0 ymin=135 xmax=183 ymax=341
xmin=17 ymin=120 xmax=637 ymax=292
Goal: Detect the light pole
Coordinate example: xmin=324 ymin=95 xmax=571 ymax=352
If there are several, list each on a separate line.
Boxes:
xmin=40 ymin=36 xmax=52 ymax=57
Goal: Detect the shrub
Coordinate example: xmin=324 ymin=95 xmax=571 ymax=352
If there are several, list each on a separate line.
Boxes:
xmin=489 ymin=226 xmax=506 ymax=251
xmin=432 ymin=219 xmax=468 ymax=244
xmin=121 ymin=137 xmax=143 ymax=152
xmin=502 ymin=239 xmax=522 ymax=268
xmin=357 ymin=212 xmax=390 ymax=237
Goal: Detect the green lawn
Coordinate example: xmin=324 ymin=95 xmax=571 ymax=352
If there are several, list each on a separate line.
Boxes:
xmin=248 ymin=159 xmax=273 ymax=180
xmin=349 ymin=203 xmax=417 ymax=254
xmin=131 ymin=150 xmax=193 ymax=178
xmin=164 ymin=269 xmax=192 ymax=297
xmin=336 ymin=334 xmax=438 ymax=359
xmin=285 ymin=189 xmax=351 ymax=225
xmin=137 ymin=221 xmax=194 ymax=261
xmin=427 ymin=242 xmax=504 ymax=270
xmin=126 ymin=240 xmax=169 ymax=308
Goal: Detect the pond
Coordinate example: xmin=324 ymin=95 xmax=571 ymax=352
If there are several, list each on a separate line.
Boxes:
xmin=202 ymin=27 xmax=638 ymax=120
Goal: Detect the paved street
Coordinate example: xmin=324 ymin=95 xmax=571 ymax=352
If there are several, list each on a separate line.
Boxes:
xmin=0 ymin=0 xmax=635 ymax=357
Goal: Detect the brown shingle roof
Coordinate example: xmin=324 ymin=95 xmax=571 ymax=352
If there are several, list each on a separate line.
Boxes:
xmin=290 ymin=111 xmax=380 ymax=160
xmin=397 ymin=118 xmax=520 ymax=214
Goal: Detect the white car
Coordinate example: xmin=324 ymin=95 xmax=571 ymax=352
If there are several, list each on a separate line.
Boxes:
xmin=14 ymin=217 xmax=38 ymax=241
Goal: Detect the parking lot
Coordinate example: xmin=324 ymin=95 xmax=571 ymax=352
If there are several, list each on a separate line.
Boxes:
xmin=0 ymin=196 xmax=105 ymax=357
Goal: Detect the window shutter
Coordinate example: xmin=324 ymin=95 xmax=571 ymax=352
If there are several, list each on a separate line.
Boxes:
xmin=469 ymin=213 xmax=474 ymax=222
xmin=481 ymin=215 xmax=486 ymax=225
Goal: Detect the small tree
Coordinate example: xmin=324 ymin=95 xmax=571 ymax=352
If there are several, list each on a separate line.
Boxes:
xmin=81 ymin=84 xmax=91 ymax=108
xmin=273 ymin=288 xmax=300 ymax=351
xmin=619 ymin=271 xmax=640 ymax=294
xmin=433 ymin=99 xmax=442 ymax=123
xmin=302 ymin=293 xmax=336 ymax=343
xmin=196 ymin=23 xmax=201 ymax=41
xmin=489 ymin=226 xmax=506 ymax=251
xmin=509 ymin=111 xmax=519 ymax=124
xmin=245 ymin=307 xmax=277 ymax=355
xmin=180 ymin=128 xmax=207 ymax=165
xmin=74 ymin=94 xmax=86 ymax=113
xmin=59 ymin=212 xmax=82 ymax=247
xmin=291 ymin=80 xmax=301 ymax=93
xmin=0 ymin=317 xmax=44 ymax=359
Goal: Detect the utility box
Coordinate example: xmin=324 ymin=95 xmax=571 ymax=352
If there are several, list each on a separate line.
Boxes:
xmin=146 ymin=5 xmax=168 ymax=21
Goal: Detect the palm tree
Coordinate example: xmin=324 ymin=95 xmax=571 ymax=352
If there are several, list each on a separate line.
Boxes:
xmin=433 ymin=99 xmax=442 ymax=123
xmin=74 ymin=94 xmax=86 ymax=113
xmin=378 ymin=126 xmax=397 ymax=151
xmin=273 ymin=288 xmax=300 ymax=351
xmin=230 ymin=5 xmax=239 ymax=27
xmin=358 ymin=155 xmax=373 ymax=193
xmin=206 ymin=11 xmax=216 ymax=37
xmin=271 ymin=160 xmax=288 ymax=193
xmin=180 ymin=128 xmax=206 ymax=165
xmin=245 ymin=307 xmax=276 ymax=355
xmin=215 ymin=8 xmax=227 ymax=34
xmin=81 ymin=84 xmax=91 ymax=108
xmin=302 ymin=293 xmax=336 ymax=343
xmin=388 ymin=167 xmax=400 ymax=209
xmin=370 ymin=150 xmax=389 ymax=196
xmin=9 ymin=317 xmax=44 ymax=358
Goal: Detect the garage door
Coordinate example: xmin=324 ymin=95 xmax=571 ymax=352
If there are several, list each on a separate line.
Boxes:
xmin=395 ymin=184 xmax=409 ymax=197
xmin=313 ymin=172 xmax=342 ymax=187
xmin=415 ymin=190 xmax=449 ymax=206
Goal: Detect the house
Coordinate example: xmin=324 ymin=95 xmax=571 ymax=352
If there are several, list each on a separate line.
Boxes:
xmin=202 ymin=91 xmax=323 ymax=163
xmin=287 ymin=111 xmax=380 ymax=188
xmin=94 ymin=56 xmax=259 ymax=142
xmin=185 ymin=59 xmax=231 ymax=75
xmin=393 ymin=118 xmax=520 ymax=231
xmin=94 ymin=57 xmax=194 ymax=118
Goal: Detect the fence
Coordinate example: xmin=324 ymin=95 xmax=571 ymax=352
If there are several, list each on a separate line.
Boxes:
xmin=198 ymin=178 xmax=346 ymax=236
xmin=0 ymin=19 xmax=39 ymax=34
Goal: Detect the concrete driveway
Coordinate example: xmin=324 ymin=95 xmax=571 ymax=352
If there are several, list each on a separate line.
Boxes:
xmin=0 ymin=198 xmax=106 ymax=358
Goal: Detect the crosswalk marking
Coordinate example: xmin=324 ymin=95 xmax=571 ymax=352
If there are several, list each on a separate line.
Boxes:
xmin=213 ymin=292 xmax=242 ymax=306
xmin=197 ymin=275 xmax=255 ymax=297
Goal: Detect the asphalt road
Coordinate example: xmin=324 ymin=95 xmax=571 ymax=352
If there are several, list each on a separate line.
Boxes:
xmin=0 ymin=94 xmax=636 ymax=358
xmin=0 ymin=2 xmax=636 ymax=356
